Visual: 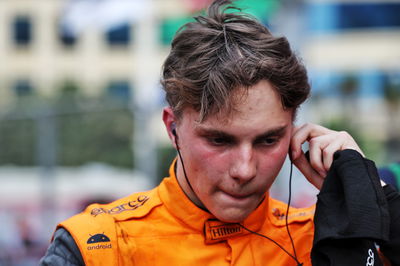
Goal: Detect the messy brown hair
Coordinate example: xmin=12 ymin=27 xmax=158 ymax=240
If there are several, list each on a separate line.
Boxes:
xmin=161 ymin=0 xmax=310 ymax=121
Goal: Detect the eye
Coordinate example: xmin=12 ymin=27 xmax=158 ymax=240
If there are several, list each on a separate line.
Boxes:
xmin=208 ymin=136 xmax=232 ymax=146
xmin=256 ymin=137 xmax=279 ymax=146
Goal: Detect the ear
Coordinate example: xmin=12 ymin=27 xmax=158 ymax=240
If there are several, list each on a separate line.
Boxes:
xmin=162 ymin=107 xmax=178 ymax=149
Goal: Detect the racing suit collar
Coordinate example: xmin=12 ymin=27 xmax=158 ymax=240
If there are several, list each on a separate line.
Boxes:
xmin=158 ymin=159 xmax=269 ymax=241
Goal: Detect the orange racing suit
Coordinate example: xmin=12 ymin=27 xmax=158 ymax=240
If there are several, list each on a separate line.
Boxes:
xmin=58 ymin=160 xmax=315 ymax=265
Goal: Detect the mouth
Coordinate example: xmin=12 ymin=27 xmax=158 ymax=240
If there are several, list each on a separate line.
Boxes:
xmin=221 ymin=190 xmax=253 ymax=200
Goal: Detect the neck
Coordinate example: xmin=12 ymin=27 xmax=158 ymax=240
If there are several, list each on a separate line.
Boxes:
xmin=175 ymin=156 xmax=207 ymax=210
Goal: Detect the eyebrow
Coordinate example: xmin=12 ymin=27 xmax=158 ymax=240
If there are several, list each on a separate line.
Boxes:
xmin=255 ymin=126 xmax=288 ymax=140
xmin=196 ymin=125 xmax=289 ymax=141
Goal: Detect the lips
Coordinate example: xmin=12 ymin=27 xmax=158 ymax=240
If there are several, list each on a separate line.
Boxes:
xmin=222 ymin=190 xmax=253 ymax=199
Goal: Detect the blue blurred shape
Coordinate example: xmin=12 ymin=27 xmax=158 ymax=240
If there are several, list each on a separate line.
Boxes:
xmin=13 ymin=15 xmax=32 ymax=46
xmin=13 ymin=79 xmax=33 ymax=97
xmin=307 ymin=2 xmax=400 ymax=33
xmin=107 ymin=80 xmax=131 ymax=102
xmin=105 ymin=23 xmax=131 ymax=46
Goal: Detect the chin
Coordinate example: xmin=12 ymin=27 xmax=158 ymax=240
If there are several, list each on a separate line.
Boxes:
xmin=214 ymin=209 xmax=251 ymax=223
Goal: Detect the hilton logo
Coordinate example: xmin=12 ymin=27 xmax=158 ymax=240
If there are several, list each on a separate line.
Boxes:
xmin=204 ymin=220 xmax=243 ymax=244
xmin=211 ymin=225 xmax=241 ymax=239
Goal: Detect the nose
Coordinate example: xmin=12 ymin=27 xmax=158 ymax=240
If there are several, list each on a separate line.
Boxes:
xmin=229 ymin=145 xmax=257 ymax=184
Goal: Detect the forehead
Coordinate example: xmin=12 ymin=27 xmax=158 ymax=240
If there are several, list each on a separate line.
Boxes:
xmin=181 ymin=80 xmax=293 ymax=131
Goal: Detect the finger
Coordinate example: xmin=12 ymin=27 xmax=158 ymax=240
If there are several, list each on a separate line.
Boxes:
xmin=308 ymin=140 xmax=327 ymax=177
xmin=290 ymin=123 xmax=332 ymax=160
xmin=318 ymin=131 xmax=364 ymax=172
xmin=321 ymin=137 xmax=344 ymax=172
xmin=338 ymin=131 xmax=365 ymax=157
xmin=307 ymin=132 xmax=346 ymax=175
xmin=292 ymin=151 xmax=324 ymax=190
xmin=290 ymin=124 xmax=307 ymax=160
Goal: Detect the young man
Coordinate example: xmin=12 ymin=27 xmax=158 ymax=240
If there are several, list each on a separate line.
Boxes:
xmin=40 ymin=0 xmax=399 ymax=265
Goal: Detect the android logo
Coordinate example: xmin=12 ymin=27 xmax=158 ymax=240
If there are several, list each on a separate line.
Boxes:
xmin=87 ymin=233 xmax=110 ymax=244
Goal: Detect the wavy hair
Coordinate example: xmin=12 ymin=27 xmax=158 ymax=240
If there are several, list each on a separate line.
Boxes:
xmin=161 ymin=0 xmax=310 ymax=121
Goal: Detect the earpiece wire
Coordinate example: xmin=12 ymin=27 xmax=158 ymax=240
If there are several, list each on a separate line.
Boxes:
xmin=174 ymin=131 xmax=302 ymax=265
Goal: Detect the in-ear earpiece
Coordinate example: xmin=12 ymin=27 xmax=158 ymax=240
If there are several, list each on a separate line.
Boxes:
xmin=171 ymin=122 xmax=177 ymax=136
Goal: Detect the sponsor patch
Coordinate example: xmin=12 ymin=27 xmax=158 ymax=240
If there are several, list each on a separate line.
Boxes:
xmin=91 ymin=195 xmax=149 ymax=217
xmin=87 ymin=233 xmax=110 ymax=244
xmin=204 ymin=220 xmax=244 ymax=244
xmin=87 ymin=233 xmax=112 ymax=251
xmin=272 ymin=208 xmax=314 ymax=221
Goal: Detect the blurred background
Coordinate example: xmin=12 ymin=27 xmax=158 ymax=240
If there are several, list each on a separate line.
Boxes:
xmin=0 ymin=0 xmax=399 ymax=264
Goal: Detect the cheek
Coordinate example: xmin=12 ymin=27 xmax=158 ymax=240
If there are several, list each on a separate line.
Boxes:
xmin=185 ymin=144 xmax=231 ymax=193
xmin=186 ymin=142 xmax=225 ymax=176
xmin=259 ymin=141 xmax=290 ymax=174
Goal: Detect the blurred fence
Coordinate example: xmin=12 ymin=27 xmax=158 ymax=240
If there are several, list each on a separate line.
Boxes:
xmin=0 ymin=93 xmax=134 ymax=168
xmin=0 ymin=90 xmax=175 ymax=265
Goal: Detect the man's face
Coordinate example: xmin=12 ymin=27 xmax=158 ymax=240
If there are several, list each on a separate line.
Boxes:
xmin=167 ymin=80 xmax=293 ymax=222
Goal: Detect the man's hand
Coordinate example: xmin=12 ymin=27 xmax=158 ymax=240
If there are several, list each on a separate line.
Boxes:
xmin=290 ymin=123 xmax=364 ymax=190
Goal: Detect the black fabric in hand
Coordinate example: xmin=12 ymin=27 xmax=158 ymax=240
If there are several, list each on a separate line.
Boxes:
xmin=311 ymin=149 xmax=390 ymax=266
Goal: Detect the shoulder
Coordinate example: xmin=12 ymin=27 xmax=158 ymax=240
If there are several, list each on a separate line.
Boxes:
xmin=87 ymin=187 xmax=162 ymax=221
xmin=267 ymin=196 xmax=315 ymax=227
xmin=39 ymin=228 xmax=84 ymax=266
xmin=61 ymin=187 xmax=163 ymax=233
xmin=57 ymin=188 xmax=163 ymax=265
xmin=64 ymin=186 xmax=162 ymax=225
